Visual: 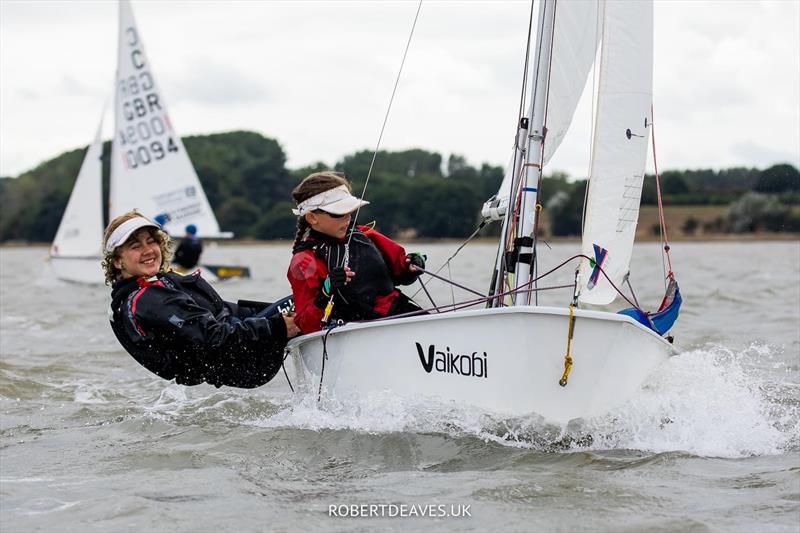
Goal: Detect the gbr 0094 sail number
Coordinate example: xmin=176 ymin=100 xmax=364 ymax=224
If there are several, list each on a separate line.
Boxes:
xmin=116 ymin=26 xmax=179 ymax=170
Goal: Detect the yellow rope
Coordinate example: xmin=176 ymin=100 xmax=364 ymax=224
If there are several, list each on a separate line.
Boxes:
xmin=559 ymin=304 xmax=575 ymax=387
xmin=322 ymin=299 xmax=334 ymax=326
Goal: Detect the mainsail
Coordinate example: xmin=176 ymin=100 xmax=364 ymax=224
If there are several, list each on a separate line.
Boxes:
xmin=541 ymin=0 xmax=602 ymax=166
xmin=109 ymin=0 xmax=227 ymax=238
xmin=484 ymin=0 xmax=655 ymax=308
xmin=578 ymin=0 xmax=653 ymax=305
xmin=51 ymin=115 xmax=105 ymax=258
xmin=483 ymin=0 xmax=601 ymax=220
xmin=483 ymin=0 xmax=602 ymax=302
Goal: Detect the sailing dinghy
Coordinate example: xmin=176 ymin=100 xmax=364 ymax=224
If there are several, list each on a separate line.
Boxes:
xmin=50 ymin=0 xmax=248 ymax=283
xmin=50 ymin=115 xmax=106 ymax=284
xmin=288 ymin=0 xmax=682 ymax=424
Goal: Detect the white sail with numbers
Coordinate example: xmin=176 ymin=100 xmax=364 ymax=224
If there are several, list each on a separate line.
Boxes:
xmin=578 ymin=0 xmax=653 ymax=305
xmin=110 ymin=0 xmax=227 ymax=238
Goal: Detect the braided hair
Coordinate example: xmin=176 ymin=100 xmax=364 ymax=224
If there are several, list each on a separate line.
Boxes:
xmin=291 ymin=171 xmax=350 ymax=250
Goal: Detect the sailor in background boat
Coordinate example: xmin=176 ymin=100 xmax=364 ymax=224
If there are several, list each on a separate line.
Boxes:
xmin=103 ymin=210 xmax=300 ymax=388
xmin=172 ymin=223 xmax=203 ymax=271
xmin=288 ymin=171 xmax=426 ymax=334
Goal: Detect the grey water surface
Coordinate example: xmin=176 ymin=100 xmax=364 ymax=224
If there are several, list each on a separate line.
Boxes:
xmin=1 ymin=240 xmax=798 ymax=532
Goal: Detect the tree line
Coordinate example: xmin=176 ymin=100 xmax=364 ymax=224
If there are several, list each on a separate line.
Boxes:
xmin=1 ymin=130 xmax=797 ymax=243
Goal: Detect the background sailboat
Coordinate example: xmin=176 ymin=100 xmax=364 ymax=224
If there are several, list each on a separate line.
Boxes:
xmin=109 ymin=0 xmax=229 ymax=240
xmin=50 ymin=0 xmax=247 ymax=284
xmin=288 ymin=0 xmax=680 ymax=424
xmin=49 ymin=115 xmax=105 ymax=285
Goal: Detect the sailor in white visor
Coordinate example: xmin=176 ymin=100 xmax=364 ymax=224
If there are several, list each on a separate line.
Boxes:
xmin=291 ymin=183 xmax=369 ymax=217
xmin=101 ymin=209 xmax=299 ymax=389
xmin=102 ymin=213 xmax=164 ymax=280
xmin=288 ymin=171 xmax=427 ymax=334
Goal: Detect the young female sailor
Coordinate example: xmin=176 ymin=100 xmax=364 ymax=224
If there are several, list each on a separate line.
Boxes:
xmin=287 ymin=171 xmax=426 ymax=334
xmin=104 ymin=210 xmax=299 ymax=388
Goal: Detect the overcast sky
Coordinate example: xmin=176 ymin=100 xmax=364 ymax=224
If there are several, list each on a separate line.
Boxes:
xmin=1 ymin=0 xmax=798 ymax=179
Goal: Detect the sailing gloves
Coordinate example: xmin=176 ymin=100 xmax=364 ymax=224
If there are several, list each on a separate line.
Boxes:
xmin=405 ymin=252 xmax=426 ymax=274
xmin=321 ymin=267 xmax=349 ymax=298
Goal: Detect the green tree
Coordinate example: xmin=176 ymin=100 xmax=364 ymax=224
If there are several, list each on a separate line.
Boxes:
xmin=547 ymin=180 xmax=587 ymax=236
xmin=0 ymin=147 xmax=85 ymax=242
xmin=217 ymin=197 xmax=261 ymax=239
xmin=254 ymin=201 xmax=298 ymax=240
xmin=728 ymin=192 xmax=794 ymax=232
xmin=660 ymin=172 xmax=690 ymax=195
xmin=290 ymin=162 xmax=330 ymax=184
xmin=408 ymin=177 xmax=479 ymax=237
xmin=682 ymin=216 xmax=699 ymax=235
xmin=754 ymin=164 xmax=800 ymax=193
xmin=339 ymin=148 xmax=443 ymax=188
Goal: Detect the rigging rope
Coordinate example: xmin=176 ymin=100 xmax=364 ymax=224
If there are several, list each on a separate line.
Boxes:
xmin=410 ymin=220 xmax=486 ymax=300
xmin=322 ymin=1 xmax=422 ymax=326
xmin=558 ymin=304 xmax=576 ymax=387
xmin=347 ymin=0 xmax=423 ymax=243
xmin=530 ymin=0 xmax=559 ymax=304
xmin=650 ymin=103 xmax=674 ymax=284
xmin=381 ymin=253 xmax=645 ymax=321
xmin=281 ymin=347 xmax=294 ymax=393
xmin=516 ymin=0 xmax=536 ymax=128
xmin=416 ymin=276 xmax=438 ymax=311
xmin=373 ymin=282 xmax=577 ymax=322
xmin=317 ymin=326 xmax=335 ymax=402
xmin=486 ymin=0 xmax=536 ymax=305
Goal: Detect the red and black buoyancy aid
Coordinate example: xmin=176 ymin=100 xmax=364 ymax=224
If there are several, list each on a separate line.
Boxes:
xmin=293 ymin=228 xmax=397 ymax=322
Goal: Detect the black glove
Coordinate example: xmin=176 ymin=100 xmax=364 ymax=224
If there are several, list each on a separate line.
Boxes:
xmin=322 ymin=266 xmax=348 ymax=297
xmin=406 ymin=252 xmax=426 ymax=273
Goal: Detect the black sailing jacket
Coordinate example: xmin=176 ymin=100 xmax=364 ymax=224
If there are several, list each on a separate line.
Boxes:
xmin=109 ymin=271 xmax=287 ymax=388
xmin=173 ymin=237 xmax=203 ymax=269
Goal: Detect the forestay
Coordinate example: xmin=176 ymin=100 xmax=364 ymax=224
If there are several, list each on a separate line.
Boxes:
xmin=51 ymin=115 xmax=104 ymax=258
xmin=578 ymin=0 xmax=653 ymax=305
xmin=484 ymin=0 xmax=601 ymax=218
xmin=110 ymin=0 xmax=226 ymax=238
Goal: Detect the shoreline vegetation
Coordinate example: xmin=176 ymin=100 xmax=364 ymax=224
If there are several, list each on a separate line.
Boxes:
xmin=1 ymin=130 xmax=798 ymax=245
xmin=4 ymin=231 xmax=798 ymax=249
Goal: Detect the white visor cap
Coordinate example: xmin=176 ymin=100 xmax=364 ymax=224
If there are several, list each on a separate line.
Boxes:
xmin=104 ymin=216 xmax=159 ymax=253
xmin=292 ymin=184 xmax=369 ymax=216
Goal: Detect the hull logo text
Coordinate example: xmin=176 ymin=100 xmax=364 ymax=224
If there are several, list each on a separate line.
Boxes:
xmin=415 ymin=343 xmax=487 ymax=378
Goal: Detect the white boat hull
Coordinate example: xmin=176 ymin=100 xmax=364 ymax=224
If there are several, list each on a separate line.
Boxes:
xmin=48 ymin=258 xmax=249 ymax=285
xmin=288 ymin=306 xmax=675 ymax=424
xmin=50 ymin=256 xmax=104 ymax=284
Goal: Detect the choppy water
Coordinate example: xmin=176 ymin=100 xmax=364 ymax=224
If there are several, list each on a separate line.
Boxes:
xmin=1 ymin=240 xmax=798 ymax=532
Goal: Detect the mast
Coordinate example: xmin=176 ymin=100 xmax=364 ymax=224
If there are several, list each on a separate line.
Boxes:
xmin=513 ymin=0 xmax=555 ymax=306
xmin=108 ymin=0 xmax=123 ymax=220
xmin=484 ymin=0 xmax=601 ymax=307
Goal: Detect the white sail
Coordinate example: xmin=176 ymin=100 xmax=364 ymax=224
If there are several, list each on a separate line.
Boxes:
xmin=578 ymin=0 xmax=653 ymax=305
xmin=110 ymin=0 xmax=227 ymax=238
xmin=541 ymin=0 xmax=601 ymax=166
xmin=484 ymin=0 xmax=600 ymax=214
xmin=51 ymin=115 xmax=105 ymax=258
